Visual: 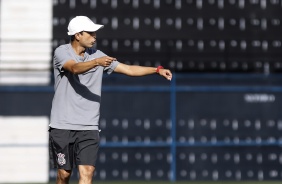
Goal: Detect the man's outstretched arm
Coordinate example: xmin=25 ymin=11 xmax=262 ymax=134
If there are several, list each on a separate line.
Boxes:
xmin=114 ymin=63 xmax=172 ymax=81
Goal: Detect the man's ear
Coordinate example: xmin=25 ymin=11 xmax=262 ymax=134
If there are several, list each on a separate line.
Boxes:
xmin=74 ymin=32 xmax=81 ymax=40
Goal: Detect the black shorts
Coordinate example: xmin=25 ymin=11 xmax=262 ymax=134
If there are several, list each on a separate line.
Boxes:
xmin=49 ymin=128 xmax=100 ymax=170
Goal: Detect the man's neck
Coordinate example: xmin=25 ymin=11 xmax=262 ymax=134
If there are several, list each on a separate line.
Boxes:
xmin=71 ymin=42 xmax=86 ymax=56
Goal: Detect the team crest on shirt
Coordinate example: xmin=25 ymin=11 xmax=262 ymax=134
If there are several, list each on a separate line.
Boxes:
xmin=57 ymin=153 xmax=66 ymax=166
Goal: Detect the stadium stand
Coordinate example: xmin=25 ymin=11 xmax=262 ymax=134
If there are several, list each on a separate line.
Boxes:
xmin=0 ymin=0 xmax=52 ymax=85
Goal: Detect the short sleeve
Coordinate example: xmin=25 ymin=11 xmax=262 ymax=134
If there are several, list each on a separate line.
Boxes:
xmin=53 ymin=45 xmax=73 ymax=72
xmin=105 ymin=60 xmax=120 ymax=74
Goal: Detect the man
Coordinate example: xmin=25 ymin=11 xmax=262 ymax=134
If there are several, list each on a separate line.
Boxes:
xmin=49 ymin=16 xmax=172 ymax=184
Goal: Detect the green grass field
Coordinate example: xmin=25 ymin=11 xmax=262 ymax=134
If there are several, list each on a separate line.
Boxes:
xmin=9 ymin=181 xmax=282 ymax=184
xmin=79 ymin=182 xmax=282 ymax=184
xmin=29 ymin=182 xmax=282 ymax=184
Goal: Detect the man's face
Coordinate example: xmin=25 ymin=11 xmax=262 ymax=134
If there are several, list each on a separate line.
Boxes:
xmin=79 ymin=31 xmax=97 ymax=48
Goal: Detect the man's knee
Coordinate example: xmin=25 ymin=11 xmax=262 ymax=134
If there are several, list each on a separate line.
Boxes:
xmin=79 ymin=165 xmax=95 ymax=180
xmin=57 ymin=169 xmax=72 ymax=182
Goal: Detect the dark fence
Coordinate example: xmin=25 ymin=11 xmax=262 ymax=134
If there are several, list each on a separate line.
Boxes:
xmin=1 ymin=74 xmax=282 ymax=181
xmin=52 ymin=0 xmax=282 ymax=74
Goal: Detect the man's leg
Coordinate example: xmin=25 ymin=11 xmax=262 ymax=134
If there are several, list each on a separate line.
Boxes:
xmin=78 ymin=165 xmax=95 ymax=184
xmin=56 ymin=169 xmax=72 ymax=184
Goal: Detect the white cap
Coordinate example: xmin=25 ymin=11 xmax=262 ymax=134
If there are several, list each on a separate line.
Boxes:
xmin=67 ymin=16 xmax=104 ymax=35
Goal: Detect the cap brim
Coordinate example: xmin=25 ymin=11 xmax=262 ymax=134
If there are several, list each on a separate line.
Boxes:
xmin=85 ymin=24 xmax=104 ymax=32
xmin=67 ymin=25 xmax=104 ymax=35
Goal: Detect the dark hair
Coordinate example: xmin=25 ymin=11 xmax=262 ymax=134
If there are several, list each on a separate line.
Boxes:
xmin=70 ymin=31 xmax=83 ymax=41
xmin=70 ymin=35 xmax=75 ymax=41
